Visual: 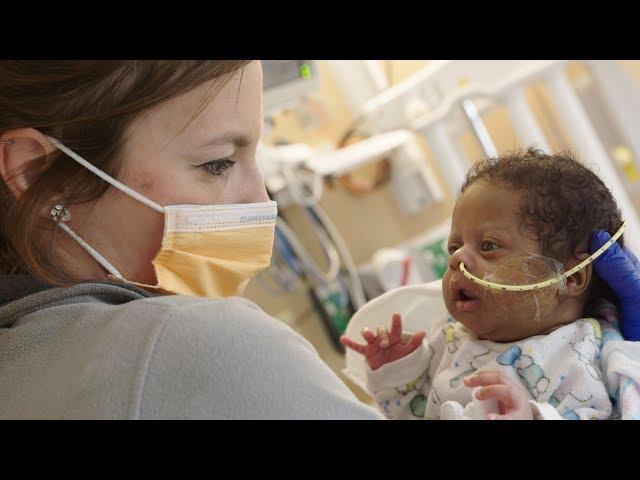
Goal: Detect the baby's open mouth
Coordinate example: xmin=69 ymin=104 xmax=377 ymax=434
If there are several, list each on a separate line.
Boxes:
xmin=457 ymin=289 xmax=477 ymax=301
xmin=452 ymin=282 xmax=481 ymax=313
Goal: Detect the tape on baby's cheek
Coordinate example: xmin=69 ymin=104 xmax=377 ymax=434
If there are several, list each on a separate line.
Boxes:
xmin=476 ymin=254 xmax=566 ymax=323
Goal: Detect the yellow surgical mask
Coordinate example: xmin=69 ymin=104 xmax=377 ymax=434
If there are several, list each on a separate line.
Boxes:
xmin=47 ymin=137 xmax=277 ymax=298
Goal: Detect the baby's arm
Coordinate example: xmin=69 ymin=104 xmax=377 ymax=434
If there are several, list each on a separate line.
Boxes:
xmin=341 ymin=314 xmax=431 ymax=419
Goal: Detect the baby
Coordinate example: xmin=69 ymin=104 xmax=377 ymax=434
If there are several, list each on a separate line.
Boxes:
xmin=342 ymin=148 xmax=640 ymax=420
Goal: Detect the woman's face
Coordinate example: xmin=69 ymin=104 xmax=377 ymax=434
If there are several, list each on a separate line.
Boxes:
xmin=60 ymin=61 xmax=268 ymax=284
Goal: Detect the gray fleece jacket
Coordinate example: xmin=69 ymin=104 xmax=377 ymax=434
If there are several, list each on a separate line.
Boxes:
xmin=0 ymin=275 xmax=382 ymax=419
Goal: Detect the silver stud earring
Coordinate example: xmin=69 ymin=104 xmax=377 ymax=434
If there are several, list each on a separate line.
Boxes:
xmin=50 ymin=204 xmax=71 ymax=223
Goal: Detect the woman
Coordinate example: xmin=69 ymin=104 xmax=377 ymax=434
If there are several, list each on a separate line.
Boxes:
xmin=0 ymin=60 xmax=383 ymax=419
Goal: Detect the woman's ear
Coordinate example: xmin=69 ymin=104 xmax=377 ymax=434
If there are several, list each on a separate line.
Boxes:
xmin=564 ymin=252 xmax=592 ymax=298
xmin=0 ymin=128 xmax=57 ymax=199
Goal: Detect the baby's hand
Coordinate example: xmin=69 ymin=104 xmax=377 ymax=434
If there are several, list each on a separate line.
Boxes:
xmin=464 ymin=371 xmax=533 ymax=420
xmin=340 ymin=313 xmax=426 ymax=371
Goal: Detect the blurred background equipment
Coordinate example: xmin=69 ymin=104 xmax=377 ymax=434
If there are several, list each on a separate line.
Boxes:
xmin=262 ymin=60 xmax=319 ymax=117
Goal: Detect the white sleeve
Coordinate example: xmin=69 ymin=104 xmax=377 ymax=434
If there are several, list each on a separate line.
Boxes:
xmin=365 ymin=338 xmax=437 ymax=420
xmin=601 ymin=340 xmax=640 ymax=420
xmin=529 ymin=401 xmax=564 ymax=420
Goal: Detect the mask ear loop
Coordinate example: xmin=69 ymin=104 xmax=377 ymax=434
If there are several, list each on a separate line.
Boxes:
xmin=0 ymin=138 xmax=122 ymax=278
xmin=46 ymin=136 xmax=165 ymax=213
xmin=460 ymin=220 xmax=628 ymax=292
xmin=44 ymin=137 xmax=167 ymax=283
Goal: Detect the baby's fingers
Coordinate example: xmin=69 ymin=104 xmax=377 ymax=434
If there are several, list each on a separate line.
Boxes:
xmin=399 ymin=331 xmax=426 ymax=356
xmin=486 ymin=410 xmax=530 ymax=420
xmin=361 ymin=328 xmax=377 ymax=344
xmin=474 ymin=385 xmax=515 ymax=408
xmin=340 ymin=336 xmax=367 ymax=354
xmin=377 ymin=325 xmax=390 ymax=349
xmin=389 ymin=313 xmax=403 ymax=342
xmin=486 ymin=413 xmax=512 ymax=420
xmin=464 ymin=371 xmax=508 ymax=388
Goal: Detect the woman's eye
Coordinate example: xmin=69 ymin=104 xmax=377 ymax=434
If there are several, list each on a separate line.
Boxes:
xmin=200 ymin=158 xmax=236 ymax=176
xmin=480 ymin=240 xmax=500 ymax=252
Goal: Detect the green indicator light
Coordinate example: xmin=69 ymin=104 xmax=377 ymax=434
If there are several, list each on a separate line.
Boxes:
xmin=300 ymin=63 xmax=312 ymax=80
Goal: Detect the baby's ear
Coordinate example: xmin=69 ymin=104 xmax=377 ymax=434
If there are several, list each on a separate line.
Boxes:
xmin=563 ymin=252 xmax=592 ymax=298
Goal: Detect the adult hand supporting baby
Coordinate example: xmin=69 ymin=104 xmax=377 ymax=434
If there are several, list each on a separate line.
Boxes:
xmin=589 ymin=230 xmax=640 ymax=341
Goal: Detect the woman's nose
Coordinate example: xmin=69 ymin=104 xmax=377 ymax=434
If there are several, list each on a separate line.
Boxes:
xmin=239 ymin=164 xmax=271 ymax=203
xmin=448 ymin=247 xmax=475 ymax=272
xmin=252 ymin=168 xmax=270 ymax=202
xmin=254 ymin=184 xmax=270 ymax=202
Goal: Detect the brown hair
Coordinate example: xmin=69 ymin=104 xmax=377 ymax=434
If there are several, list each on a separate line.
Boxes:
xmin=460 ymin=147 xmax=623 ymax=310
xmin=0 ymin=60 xmax=251 ymax=285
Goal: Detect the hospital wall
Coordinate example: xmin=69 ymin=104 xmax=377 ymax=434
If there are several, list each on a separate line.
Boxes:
xmin=244 ymin=60 xmax=640 ymax=400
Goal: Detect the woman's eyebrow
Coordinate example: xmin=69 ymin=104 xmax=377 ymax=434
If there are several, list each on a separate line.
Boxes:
xmin=198 ymin=132 xmax=251 ymax=149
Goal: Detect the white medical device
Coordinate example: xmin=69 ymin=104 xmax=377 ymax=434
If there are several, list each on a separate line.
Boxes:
xmin=262 ymin=60 xmax=319 ymax=116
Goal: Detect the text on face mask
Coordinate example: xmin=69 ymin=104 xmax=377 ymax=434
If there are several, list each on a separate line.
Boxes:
xmin=240 ymin=214 xmax=278 ymax=223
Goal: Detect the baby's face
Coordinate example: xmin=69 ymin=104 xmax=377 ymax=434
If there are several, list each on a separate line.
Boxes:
xmin=442 ymin=180 xmax=568 ymax=342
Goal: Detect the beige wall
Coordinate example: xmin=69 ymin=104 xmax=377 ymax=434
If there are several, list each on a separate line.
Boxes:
xmin=245 ymin=60 xmax=640 ymax=400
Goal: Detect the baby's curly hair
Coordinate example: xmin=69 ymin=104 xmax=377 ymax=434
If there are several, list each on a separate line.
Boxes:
xmin=460 ymin=147 xmax=624 ymax=311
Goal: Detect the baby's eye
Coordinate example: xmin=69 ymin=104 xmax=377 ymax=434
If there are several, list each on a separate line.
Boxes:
xmin=480 ymin=240 xmax=500 ymax=252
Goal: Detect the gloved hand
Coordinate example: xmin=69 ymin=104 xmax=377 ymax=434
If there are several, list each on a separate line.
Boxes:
xmin=589 ymin=230 xmax=640 ymax=341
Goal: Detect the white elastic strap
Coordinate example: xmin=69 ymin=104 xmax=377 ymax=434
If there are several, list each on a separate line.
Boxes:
xmin=57 ymin=223 xmax=125 ymax=279
xmin=46 ymin=136 xmax=165 ymax=214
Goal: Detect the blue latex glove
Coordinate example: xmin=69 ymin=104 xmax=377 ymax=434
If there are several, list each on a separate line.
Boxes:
xmin=589 ymin=230 xmax=640 ymax=341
